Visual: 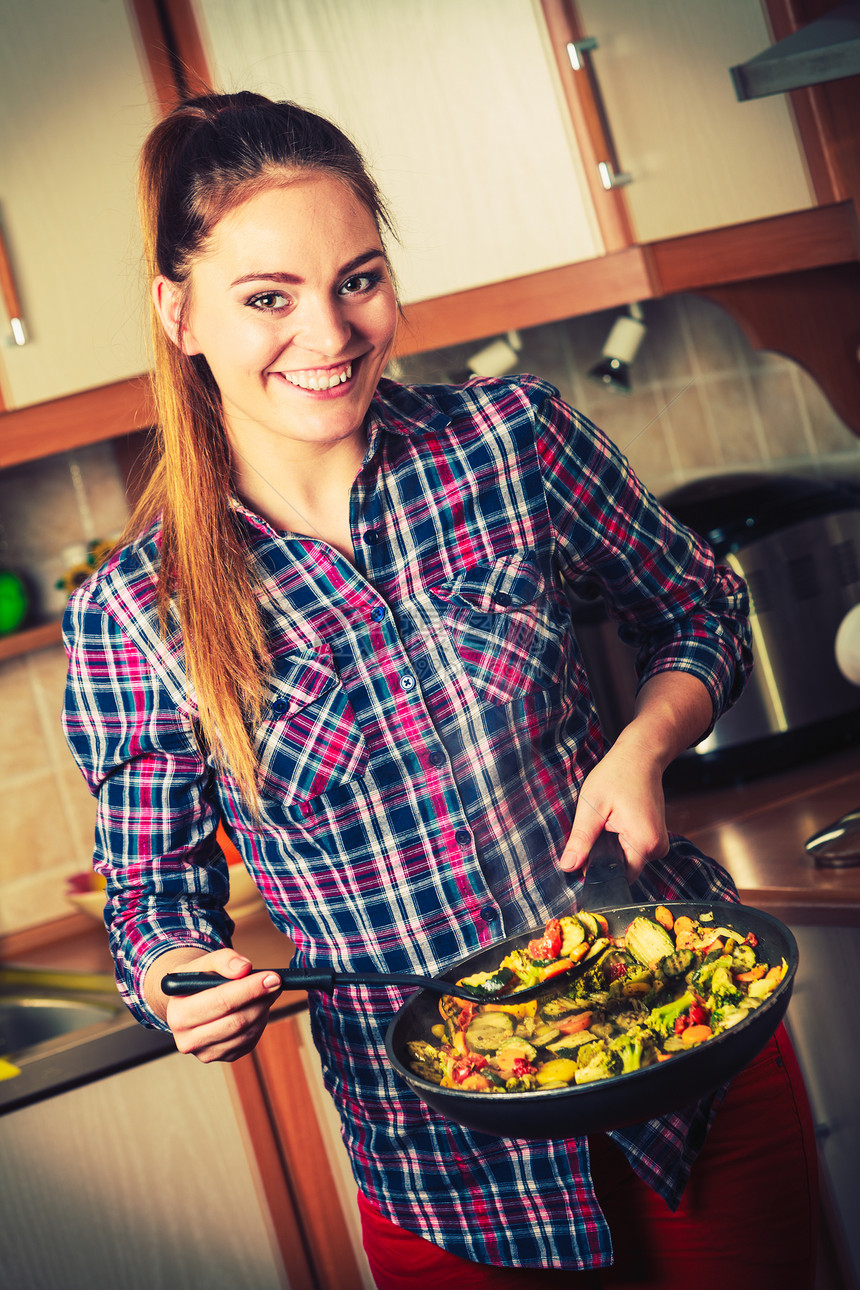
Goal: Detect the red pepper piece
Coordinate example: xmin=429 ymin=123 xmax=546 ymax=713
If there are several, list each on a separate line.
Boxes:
xmin=528 ymin=917 xmax=562 ymax=961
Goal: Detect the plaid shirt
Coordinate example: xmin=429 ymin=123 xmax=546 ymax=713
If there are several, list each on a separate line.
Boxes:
xmin=64 ymin=376 xmax=751 ymax=1271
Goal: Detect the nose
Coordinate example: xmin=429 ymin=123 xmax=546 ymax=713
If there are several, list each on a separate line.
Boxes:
xmin=292 ymin=292 xmax=351 ymax=355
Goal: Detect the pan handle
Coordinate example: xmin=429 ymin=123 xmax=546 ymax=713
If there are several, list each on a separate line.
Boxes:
xmin=162 ymin=969 xmax=338 ymax=995
xmin=579 ymin=830 xmax=633 ymax=911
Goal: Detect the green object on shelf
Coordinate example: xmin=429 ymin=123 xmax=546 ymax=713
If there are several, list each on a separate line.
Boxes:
xmin=0 ymin=570 xmax=28 ymax=636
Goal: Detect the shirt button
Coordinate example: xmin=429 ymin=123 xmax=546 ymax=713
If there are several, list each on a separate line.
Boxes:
xmin=370 ymin=605 xmax=386 ymax=622
xmin=427 ymin=750 xmax=446 ymax=767
xmin=479 ymin=906 xmax=499 ymax=922
xmin=399 ymin=673 xmax=416 ymax=692
xmin=363 ymin=530 xmax=380 ymax=545
xmin=454 ymin=828 xmax=471 ymax=845
xmin=271 ymin=699 xmax=288 ymax=715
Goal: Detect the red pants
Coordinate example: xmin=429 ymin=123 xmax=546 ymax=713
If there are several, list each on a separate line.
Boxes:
xmin=359 ymin=1026 xmax=818 ymax=1290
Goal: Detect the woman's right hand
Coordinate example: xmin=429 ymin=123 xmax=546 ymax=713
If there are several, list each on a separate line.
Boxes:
xmin=145 ymin=946 xmax=282 ymax=1063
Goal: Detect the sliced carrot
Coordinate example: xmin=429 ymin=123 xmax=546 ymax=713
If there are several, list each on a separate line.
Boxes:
xmin=672 ymin=916 xmax=695 ymax=938
xmin=735 ymin=964 xmax=767 ymax=983
xmin=556 ymin=1012 xmax=593 ymax=1034
xmin=654 ymin=905 xmax=674 ymax=931
xmin=681 ymin=1024 xmax=713 ymax=1047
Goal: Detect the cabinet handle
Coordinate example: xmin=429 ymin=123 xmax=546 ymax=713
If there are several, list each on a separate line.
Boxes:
xmin=0 ymin=220 xmax=27 ymax=346
xmin=566 ymin=38 xmax=632 ymax=190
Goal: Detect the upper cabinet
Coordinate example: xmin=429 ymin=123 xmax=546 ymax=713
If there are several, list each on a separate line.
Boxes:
xmin=0 ymin=0 xmax=156 ymax=410
xmin=187 ymin=0 xmax=605 ymax=305
xmin=572 ymin=0 xmax=817 ymax=242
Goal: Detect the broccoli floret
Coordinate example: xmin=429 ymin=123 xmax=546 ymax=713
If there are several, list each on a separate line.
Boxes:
xmin=609 ymin=1030 xmax=644 ymax=1074
xmin=689 ymin=950 xmax=731 ymax=996
xmin=647 ymin=991 xmax=694 ymax=1038
xmin=573 ymin=1045 xmax=622 ymax=1084
xmin=710 ymin=1002 xmax=749 ymax=1032
xmin=709 ymin=964 xmax=742 ymax=1007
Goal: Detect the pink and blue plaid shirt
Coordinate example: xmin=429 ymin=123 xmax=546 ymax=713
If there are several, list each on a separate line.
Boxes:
xmin=64 ymin=376 xmax=751 ymax=1271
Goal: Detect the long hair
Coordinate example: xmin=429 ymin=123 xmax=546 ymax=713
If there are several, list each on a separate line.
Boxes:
xmin=130 ymin=92 xmax=394 ymax=808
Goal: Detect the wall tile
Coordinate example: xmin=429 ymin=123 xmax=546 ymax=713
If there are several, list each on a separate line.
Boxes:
xmin=0 ymin=774 xmax=71 ymax=885
xmin=680 ymin=294 xmax=748 ymax=374
xmin=698 ymin=372 xmax=769 ymax=466
xmin=796 ymin=367 xmax=860 ymax=458
xmin=750 ymin=363 xmax=816 ymax=462
xmin=663 ymin=379 xmax=723 ymax=475
xmin=0 ymin=657 xmax=52 ymax=781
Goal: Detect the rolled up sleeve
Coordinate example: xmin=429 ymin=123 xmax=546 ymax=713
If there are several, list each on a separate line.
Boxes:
xmin=535 ymin=394 xmax=752 ymax=735
xmin=62 ymin=583 xmax=232 ymax=1029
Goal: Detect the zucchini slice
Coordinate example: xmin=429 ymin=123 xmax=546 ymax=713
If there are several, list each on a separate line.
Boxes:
xmin=465 ymin=1011 xmax=515 ymax=1054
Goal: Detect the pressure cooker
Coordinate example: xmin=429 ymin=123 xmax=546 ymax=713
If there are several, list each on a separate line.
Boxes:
xmin=569 ymin=472 xmax=860 ymax=786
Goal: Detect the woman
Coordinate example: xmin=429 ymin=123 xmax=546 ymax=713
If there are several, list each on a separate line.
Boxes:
xmin=63 ymin=92 xmax=818 ymax=1288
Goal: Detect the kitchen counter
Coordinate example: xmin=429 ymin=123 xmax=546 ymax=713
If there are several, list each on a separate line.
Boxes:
xmin=0 ymin=910 xmax=304 ymax=1115
xmin=666 ymin=744 xmax=860 ymax=924
xmin=2 ymin=742 xmax=858 ymax=1113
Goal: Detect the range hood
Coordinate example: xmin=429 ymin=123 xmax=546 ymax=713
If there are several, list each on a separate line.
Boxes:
xmin=730 ymin=2 xmax=860 ymax=100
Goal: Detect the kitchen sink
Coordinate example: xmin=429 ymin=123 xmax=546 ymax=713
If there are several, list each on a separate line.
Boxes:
xmin=0 ymin=996 xmax=121 ymax=1055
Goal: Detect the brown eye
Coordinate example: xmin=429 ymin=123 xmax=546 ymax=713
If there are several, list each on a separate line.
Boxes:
xmin=247 ymin=291 xmax=290 ymax=311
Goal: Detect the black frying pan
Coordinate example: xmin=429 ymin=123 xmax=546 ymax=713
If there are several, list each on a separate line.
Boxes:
xmin=384 ymin=839 xmax=797 ymax=1139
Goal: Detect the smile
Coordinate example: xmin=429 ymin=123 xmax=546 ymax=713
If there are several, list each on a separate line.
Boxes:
xmin=278 ymin=362 xmax=353 ymax=391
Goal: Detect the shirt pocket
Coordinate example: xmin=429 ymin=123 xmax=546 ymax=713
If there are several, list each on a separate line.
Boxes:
xmin=254 ymin=648 xmax=368 ymax=805
xmin=429 ymin=554 xmax=569 ymax=705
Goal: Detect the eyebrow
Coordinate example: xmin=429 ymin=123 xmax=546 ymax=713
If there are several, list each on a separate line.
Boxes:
xmin=230 ymin=248 xmax=385 ymax=288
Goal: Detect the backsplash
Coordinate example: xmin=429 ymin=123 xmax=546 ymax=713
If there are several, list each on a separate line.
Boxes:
xmin=1 ymin=292 xmax=858 ymax=935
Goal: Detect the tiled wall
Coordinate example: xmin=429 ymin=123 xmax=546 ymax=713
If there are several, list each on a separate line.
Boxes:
xmin=1 ymin=293 xmax=858 ymax=935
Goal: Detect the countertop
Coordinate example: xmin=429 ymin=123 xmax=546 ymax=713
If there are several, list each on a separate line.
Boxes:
xmin=1 ymin=742 xmax=857 ymax=1113
xmin=665 ymin=744 xmax=860 ymax=924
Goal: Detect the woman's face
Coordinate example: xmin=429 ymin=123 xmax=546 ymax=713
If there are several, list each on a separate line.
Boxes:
xmin=159 ymin=172 xmax=398 ymax=457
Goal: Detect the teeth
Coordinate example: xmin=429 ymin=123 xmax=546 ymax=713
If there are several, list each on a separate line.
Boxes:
xmin=281 ymin=363 xmax=352 ymax=391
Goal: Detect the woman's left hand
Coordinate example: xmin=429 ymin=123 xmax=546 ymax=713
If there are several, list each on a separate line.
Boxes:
xmin=558 ymin=738 xmax=669 ymax=883
xmin=558 ymin=671 xmax=714 ymax=882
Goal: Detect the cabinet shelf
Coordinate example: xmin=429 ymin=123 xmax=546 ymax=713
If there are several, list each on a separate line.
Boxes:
xmin=0 ymin=620 xmax=63 ymax=662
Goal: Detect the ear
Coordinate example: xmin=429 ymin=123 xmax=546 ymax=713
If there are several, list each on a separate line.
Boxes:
xmin=152 ymin=276 xmax=201 ymax=355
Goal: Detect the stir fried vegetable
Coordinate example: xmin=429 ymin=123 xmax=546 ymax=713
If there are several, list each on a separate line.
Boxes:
xmin=405 ymin=907 xmax=787 ymax=1093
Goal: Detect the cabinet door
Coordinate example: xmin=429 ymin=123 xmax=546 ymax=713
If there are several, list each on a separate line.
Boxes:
xmin=0 ymin=0 xmax=155 ymax=409
xmin=189 ymin=0 xmax=603 ymax=304
xmin=0 ymin=1052 xmax=296 ymax=1290
xmin=574 ymin=0 xmax=816 ymax=243
xmin=235 ymin=1009 xmax=376 ymax=1290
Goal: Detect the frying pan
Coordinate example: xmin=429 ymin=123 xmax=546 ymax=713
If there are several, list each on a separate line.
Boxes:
xmin=384 ymin=836 xmax=798 ymax=1139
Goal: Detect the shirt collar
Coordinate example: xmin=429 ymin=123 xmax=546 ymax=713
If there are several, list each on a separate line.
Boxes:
xmin=363 ymin=377 xmax=452 ymax=461
xmin=229 ymin=378 xmax=451 ymax=534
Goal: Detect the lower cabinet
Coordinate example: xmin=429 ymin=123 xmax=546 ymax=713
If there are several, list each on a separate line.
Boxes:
xmin=784 ymin=923 xmax=860 ymax=1290
xmin=229 ymin=1007 xmax=376 ymax=1290
xmin=0 ymin=1051 xmax=297 ymax=1290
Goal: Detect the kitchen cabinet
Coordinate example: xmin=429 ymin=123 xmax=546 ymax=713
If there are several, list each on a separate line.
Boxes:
xmin=230 ymin=1007 xmax=376 ymax=1290
xmin=0 ymin=0 xmax=156 ymax=410
xmin=187 ymin=0 xmax=604 ymax=305
xmin=785 ymin=924 xmax=860 ymax=1290
xmin=0 ymin=1049 xmax=305 ymax=1290
xmin=573 ymin=0 xmax=817 ymax=242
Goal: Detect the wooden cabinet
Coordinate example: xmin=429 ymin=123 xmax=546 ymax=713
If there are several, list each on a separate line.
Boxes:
xmin=187 ymin=0 xmax=604 ymax=305
xmin=785 ymin=924 xmax=860 ymax=1290
xmin=230 ymin=1007 xmax=376 ymax=1290
xmin=0 ymin=0 xmax=157 ymax=411
xmin=573 ymin=0 xmax=817 ymax=242
xmin=0 ymin=1050 xmax=303 ymax=1290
